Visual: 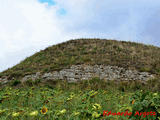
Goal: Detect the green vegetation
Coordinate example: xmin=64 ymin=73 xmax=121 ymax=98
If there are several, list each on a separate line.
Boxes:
xmin=1 ymin=39 xmax=160 ymax=79
xmin=0 ymin=39 xmax=160 ymax=119
xmin=0 ymin=79 xmax=159 ymax=120
xmin=11 ymin=80 xmax=21 ymax=86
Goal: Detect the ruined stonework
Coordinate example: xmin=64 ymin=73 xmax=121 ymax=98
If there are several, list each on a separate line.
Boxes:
xmin=0 ymin=65 xmax=155 ymax=84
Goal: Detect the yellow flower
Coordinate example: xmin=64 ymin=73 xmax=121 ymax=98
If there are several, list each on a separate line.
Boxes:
xmin=67 ymin=93 xmax=75 ymax=101
xmin=40 ymin=107 xmax=48 ymax=114
xmin=59 ymin=109 xmax=66 ymax=114
xmin=57 ymin=109 xmax=66 ymax=115
xmin=92 ymin=112 xmax=101 ymax=118
xmin=153 ymin=93 xmax=158 ymax=96
xmin=67 ymin=97 xmax=72 ymax=101
xmin=92 ymin=103 xmax=102 ymax=110
xmin=12 ymin=112 xmax=20 ymax=117
xmin=89 ymin=90 xmax=98 ymax=97
xmin=29 ymin=111 xmax=38 ymax=116
xmin=73 ymin=111 xmax=80 ymax=116
xmin=0 ymin=109 xmax=6 ymax=114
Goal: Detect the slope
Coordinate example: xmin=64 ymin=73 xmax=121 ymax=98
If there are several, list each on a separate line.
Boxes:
xmin=1 ymin=38 xmax=160 ymax=80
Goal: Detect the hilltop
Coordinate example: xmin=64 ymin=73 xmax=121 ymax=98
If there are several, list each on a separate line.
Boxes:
xmin=1 ymin=38 xmax=160 ymax=79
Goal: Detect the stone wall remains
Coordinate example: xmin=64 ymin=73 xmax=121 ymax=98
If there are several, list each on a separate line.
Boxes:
xmin=0 ymin=65 xmax=155 ymax=84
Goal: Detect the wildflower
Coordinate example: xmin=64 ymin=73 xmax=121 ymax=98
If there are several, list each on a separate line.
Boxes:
xmin=67 ymin=97 xmax=72 ymax=101
xmin=153 ymin=93 xmax=158 ymax=96
xmin=29 ymin=111 xmax=38 ymax=116
xmin=67 ymin=93 xmax=75 ymax=101
xmin=89 ymin=90 xmax=98 ymax=97
xmin=92 ymin=112 xmax=101 ymax=118
xmin=59 ymin=109 xmax=66 ymax=114
xmin=0 ymin=109 xmax=6 ymax=114
xmin=12 ymin=112 xmax=20 ymax=117
xmin=57 ymin=109 xmax=66 ymax=115
xmin=40 ymin=106 xmax=48 ymax=114
xmin=93 ymin=103 xmax=102 ymax=110
xmin=73 ymin=111 xmax=80 ymax=116
xmin=132 ymin=100 xmax=135 ymax=105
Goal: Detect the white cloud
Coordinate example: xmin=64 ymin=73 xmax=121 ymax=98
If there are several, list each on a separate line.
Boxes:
xmin=0 ymin=0 xmax=64 ymax=72
xmin=0 ymin=0 xmax=160 ymax=72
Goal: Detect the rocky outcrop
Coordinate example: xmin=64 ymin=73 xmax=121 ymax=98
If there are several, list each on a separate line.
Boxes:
xmin=0 ymin=77 xmax=8 ymax=85
xmin=0 ymin=65 xmax=155 ymax=84
xmin=40 ymin=65 xmax=154 ymax=83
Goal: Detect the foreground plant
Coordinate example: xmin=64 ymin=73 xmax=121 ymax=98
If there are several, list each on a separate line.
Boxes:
xmin=40 ymin=106 xmax=48 ymax=114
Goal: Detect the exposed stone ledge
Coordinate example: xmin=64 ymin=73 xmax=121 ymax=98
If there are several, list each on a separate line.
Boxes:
xmin=0 ymin=65 xmax=155 ymax=84
xmin=22 ymin=65 xmax=154 ymax=83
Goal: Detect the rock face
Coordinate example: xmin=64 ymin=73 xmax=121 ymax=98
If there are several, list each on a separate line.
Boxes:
xmin=40 ymin=65 xmax=154 ymax=83
xmin=0 ymin=77 xmax=8 ymax=85
xmin=0 ymin=65 xmax=155 ymax=84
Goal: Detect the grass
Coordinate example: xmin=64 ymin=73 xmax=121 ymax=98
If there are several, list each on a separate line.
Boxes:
xmin=1 ymin=39 xmax=160 ymax=79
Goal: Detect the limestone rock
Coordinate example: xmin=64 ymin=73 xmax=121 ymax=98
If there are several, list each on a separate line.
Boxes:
xmin=0 ymin=64 xmax=155 ymax=84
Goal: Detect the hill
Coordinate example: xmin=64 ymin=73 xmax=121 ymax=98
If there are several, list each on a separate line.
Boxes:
xmin=0 ymin=39 xmax=159 ymax=120
xmin=1 ymin=38 xmax=160 ymax=80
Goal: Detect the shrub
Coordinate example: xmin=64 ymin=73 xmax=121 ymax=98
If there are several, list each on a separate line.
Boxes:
xmin=11 ymin=80 xmax=21 ymax=86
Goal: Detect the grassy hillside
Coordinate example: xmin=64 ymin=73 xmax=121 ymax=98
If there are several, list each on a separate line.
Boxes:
xmin=1 ymin=38 xmax=160 ymax=79
xmin=0 ymin=39 xmax=160 ymax=120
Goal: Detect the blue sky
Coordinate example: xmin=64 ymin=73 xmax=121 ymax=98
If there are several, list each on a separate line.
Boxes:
xmin=39 ymin=0 xmax=66 ymax=15
xmin=0 ymin=0 xmax=160 ymax=72
xmin=39 ymin=0 xmax=56 ymax=5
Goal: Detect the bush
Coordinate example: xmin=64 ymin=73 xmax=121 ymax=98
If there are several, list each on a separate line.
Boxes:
xmin=11 ymin=80 xmax=21 ymax=86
